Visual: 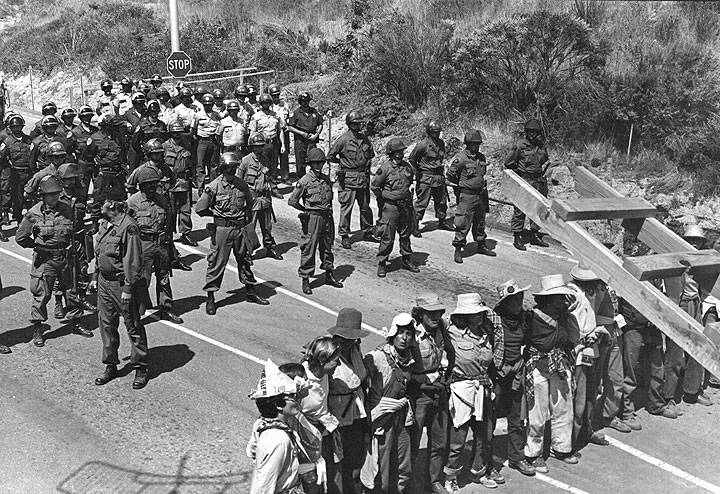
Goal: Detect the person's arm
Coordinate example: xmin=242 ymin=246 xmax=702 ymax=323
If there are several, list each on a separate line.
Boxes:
xmin=327 ymin=134 xmax=342 ymax=163
xmin=287 ymin=182 xmax=306 ymax=211
xmin=445 ymin=156 xmax=461 ymax=185
xmin=371 ymin=164 xmax=386 ymax=197
xmin=312 ymin=115 xmax=324 ymax=142
xmin=277 ymin=119 xmax=285 ymax=154
xmin=504 ymin=144 xmax=520 ymax=169
xmin=248 ymin=114 xmax=258 ymax=135
xmin=28 ymin=141 xmax=40 ymax=173
xmin=15 ymin=214 xmax=36 ymax=249
xmin=249 ymin=431 xmax=292 ymax=494
xmin=121 ymin=220 xmax=143 ymax=296
xmin=442 ymin=318 xmax=455 ymax=378
xmin=195 ymin=186 xmax=214 ymax=217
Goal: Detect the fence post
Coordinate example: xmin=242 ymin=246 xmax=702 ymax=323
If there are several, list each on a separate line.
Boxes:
xmin=259 ymin=78 xmax=265 ymax=95
xmin=79 ymin=75 xmax=85 ymax=105
xmin=28 ymin=65 xmax=35 ymax=110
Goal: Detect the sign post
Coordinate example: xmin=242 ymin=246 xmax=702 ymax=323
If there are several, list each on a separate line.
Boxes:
xmin=167 ymin=51 xmax=192 ymax=79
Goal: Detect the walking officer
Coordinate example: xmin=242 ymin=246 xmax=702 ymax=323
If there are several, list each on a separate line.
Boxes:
xmin=410 ymin=121 xmax=452 ymax=237
xmin=92 ymin=199 xmax=150 ymax=390
xmin=328 ymin=110 xmax=377 ymax=249
xmin=15 ymin=175 xmax=75 ymax=347
xmin=0 ymin=114 xmax=32 ymax=230
xmin=71 ymin=105 xmax=99 ymax=201
xmin=504 ymin=119 xmax=550 ymax=251
xmin=196 ymin=152 xmax=269 ymax=315
xmin=164 ymin=121 xmax=197 ymax=246
xmin=287 ymin=92 xmax=323 ymax=179
xmin=237 ymin=133 xmax=283 ymax=261
xmin=372 ymin=138 xmax=420 ymax=278
xmin=127 ymin=167 xmax=184 ymax=324
xmin=288 ymin=147 xmax=343 ymax=295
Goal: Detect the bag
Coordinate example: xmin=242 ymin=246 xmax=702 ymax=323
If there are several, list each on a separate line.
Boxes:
xmin=241 ymin=223 xmax=261 ymax=252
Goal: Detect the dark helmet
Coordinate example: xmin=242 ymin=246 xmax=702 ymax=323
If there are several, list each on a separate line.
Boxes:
xmin=168 ymin=121 xmax=185 ymax=133
xmin=41 ymin=115 xmax=60 ymax=128
xmin=212 ymin=88 xmax=226 ymax=100
xmin=179 ymin=87 xmax=193 ymax=98
xmin=194 ymin=85 xmax=208 ymax=96
xmin=78 ymin=105 xmax=94 ymax=117
xmin=7 ymin=115 xmax=25 ymax=127
xmin=345 ymin=110 xmax=363 ymax=125
xmin=234 ymin=84 xmax=249 ymax=98
xmin=97 ymin=113 xmax=115 ymax=127
xmin=120 ymin=77 xmax=132 ymax=89
xmin=426 ymin=121 xmax=442 ymax=134
xmin=131 ymin=92 xmax=147 ymax=103
xmin=385 ymin=138 xmax=407 ymax=155
xmin=150 ymin=73 xmax=163 ymax=84
xmin=136 ymin=166 xmax=163 ymax=185
xmin=100 ymin=79 xmax=113 ymax=91
xmin=259 ymin=93 xmax=273 ymax=105
xmin=267 ymin=83 xmax=281 ymax=95
xmin=248 ymin=133 xmax=266 ymax=146
xmin=39 ymin=175 xmax=63 ymax=194
xmin=306 ymin=148 xmax=327 ymax=163
xmin=47 ymin=141 xmax=67 ymax=156
xmin=155 ymin=87 xmax=170 ymax=98
xmin=42 ymin=101 xmax=58 ymax=115
xmin=57 ymin=163 xmax=79 ymax=179
xmin=226 ymin=100 xmax=241 ymax=111
xmin=201 ymin=93 xmax=215 ymax=105
xmin=246 ymin=83 xmax=257 ymax=95
xmin=464 ymin=129 xmax=484 ymax=144
xmin=146 ymin=100 xmax=161 ymax=113
xmin=524 ymin=118 xmax=542 ymax=132
xmin=217 ymin=152 xmax=241 ymax=170
xmin=143 ymin=138 xmax=164 ymax=155
xmin=139 ymin=82 xmax=151 ymax=94
xmin=297 ymin=91 xmax=312 ymax=102
xmin=61 ymin=108 xmax=77 ymax=120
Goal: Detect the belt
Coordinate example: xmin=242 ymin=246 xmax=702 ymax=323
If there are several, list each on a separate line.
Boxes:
xmin=383 ymin=198 xmax=411 ymax=206
xmin=214 ymin=217 xmax=245 ymax=227
xmin=342 ymin=168 xmax=367 ymax=175
xmin=100 ymin=271 xmax=125 ymax=282
xmin=98 ymin=167 xmax=123 ymax=173
xmin=422 ymin=169 xmax=444 ymax=175
xmin=307 ymin=209 xmax=332 ymax=216
xmin=223 ymin=145 xmax=241 ymax=151
xmin=458 ymin=186 xmax=484 ymax=194
xmin=139 ymin=232 xmax=162 ymax=242
xmin=35 ymin=246 xmax=68 ymax=255
xmin=198 ymin=135 xmax=215 ymax=141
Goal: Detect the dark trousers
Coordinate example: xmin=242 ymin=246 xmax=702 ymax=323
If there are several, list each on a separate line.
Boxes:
xmin=323 ymin=433 xmax=344 ymax=494
xmin=250 ymin=208 xmax=276 ymax=249
xmin=10 ymin=168 xmax=30 ymax=222
xmin=493 ymin=373 xmax=525 ymax=463
xmin=337 ymin=186 xmax=374 ymax=237
xmin=573 ymin=363 xmax=601 ymax=447
xmin=203 ymin=224 xmax=256 ymax=292
xmin=91 ymin=171 xmax=126 ymax=220
xmin=446 ymin=409 xmax=494 ymax=477
xmin=98 ymin=275 xmax=148 ymax=368
xmin=373 ymin=412 xmax=412 ymax=494
xmin=299 ymin=213 xmax=334 ymax=278
xmin=171 ymin=191 xmax=192 ymax=236
xmin=0 ymin=166 xmax=11 ymax=212
xmin=195 ymin=138 xmax=218 ymax=187
xmin=278 ymin=130 xmax=290 ymax=180
xmin=376 ymin=203 xmax=412 ymax=264
xmin=294 ymin=139 xmax=316 ymax=176
xmin=453 ymin=192 xmax=486 ymax=247
xmin=29 ymin=251 xmax=67 ymax=322
xmin=75 ymin=161 xmax=92 ymax=202
xmin=261 ymin=139 xmax=281 ymax=178
xmin=140 ymin=240 xmax=173 ymax=312
xmin=664 ymin=339 xmax=705 ymax=400
xmin=599 ymin=333 xmax=625 ymax=420
xmin=622 ymin=325 xmax=666 ymax=415
xmin=410 ymin=391 xmax=449 ymax=484
xmin=414 ymin=183 xmax=447 ymax=224
xmin=511 ymin=175 xmax=547 ymax=233
xmin=328 ymin=420 xmax=367 ymax=494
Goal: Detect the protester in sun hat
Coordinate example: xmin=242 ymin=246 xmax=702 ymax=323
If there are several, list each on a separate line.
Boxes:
xmin=326 ymin=308 xmax=370 ymax=494
xmin=492 ymin=280 xmax=535 ymax=477
xmin=443 ymin=293 xmax=505 ymax=492
xmin=361 ymin=313 xmax=416 ymax=493
xmin=409 ymin=293 xmax=454 ymax=494
xmin=524 ymin=274 xmax=579 ymax=473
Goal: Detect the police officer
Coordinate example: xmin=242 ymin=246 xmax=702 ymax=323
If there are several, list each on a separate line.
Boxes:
xmin=268 ymin=84 xmax=291 ymax=182
xmin=122 ymin=92 xmax=148 ymax=171
xmin=59 ymin=108 xmax=78 ymax=139
xmin=70 ymin=105 xmax=98 ymax=201
xmin=447 ymin=129 xmax=496 ymax=263
xmin=131 ymin=99 xmax=167 ymax=157
xmin=212 ymin=88 xmax=228 ymax=116
xmin=164 ymin=121 xmax=196 ymax=246
xmin=15 ymin=175 xmax=75 ymax=347
xmin=504 ymin=119 xmax=551 ymax=250
xmin=113 ymin=77 xmax=134 ymax=116
xmin=288 ymin=148 xmax=343 ymax=295
xmin=174 ymin=87 xmax=197 ymax=130
xmin=249 ymin=94 xmax=285 ymax=180
xmin=410 ymin=121 xmax=451 ymax=237
xmin=233 ymin=84 xmax=255 ymax=118
xmin=246 ymin=84 xmax=259 ymax=109
xmin=29 ymin=101 xmax=58 ymax=140
xmin=328 ymin=110 xmax=376 ymax=249
xmin=85 ymin=114 xmax=127 ymax=227
xmin=192 ymin=93 xmax=222 ymax=187
xmin=24 ymin=141 xmax=68 ymax=201
xmin=96 ymin=79 xmax=116 ymax=116
xmin=147 ymin=73 xmax=164 ymax=101
xmin=92 ymin=199 xmax=149 ymax=390
xmin=196 ymin=152 xmax=269 ymax=315
xmin=127 ymin=167 xmax=184 ymax=324
xmin=192 ymin=86 xmax=209 ymax=112
xmin=372 ymin=138 xmax=419 ymax=278
xmin=237 ymin=133 xmax=283 ymax=261
xmin=287 ymin=92 xmax=323 ymax=179
xmin=29 ymin=115 xmax=66 ymax=171
xmin=219 ymin=100 xmax=249 ymax=154
xmin=0 ymin=114 xmax=32 ymax=230
xmin=155 ymin=87 xmax=178 ymax=125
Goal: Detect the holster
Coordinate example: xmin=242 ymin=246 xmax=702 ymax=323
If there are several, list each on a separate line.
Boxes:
xmin=206 ymin=222 xmax=217 ymax=244
xmin=298 ymin=212 xmax=310 ymax=234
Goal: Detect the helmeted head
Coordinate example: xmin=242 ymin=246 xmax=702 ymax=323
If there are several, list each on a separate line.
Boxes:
xmin=234 ymin=84 xmax=249 ymax=100
xmin=136 ymin=165 xmax=162 ymax=193
xmin=78 ymin=105 xmax=94 ymax=123
xmin=146 ymin=99 xmax=161 ymax=115
xmin=212 ymin=88 xmax=226 ymax=102
xmin=139 ymin=82 xmax=151 ymax=95
xmin=150 ymin=73 xmax=163 ymax=87
xmin=41 ymin=115 xmax=60 ymax=134
xmin=41 ymin=101 xmax=58 ymax=116
xmin=7 ymin=114 xmax=25 ymax=133
xmin=120 ymin=77 xmax=132 ymax=92
xmin=306 ymin=147 xmax=326 ymax=171
xmin=226 ymin=99 xmax=241 ymax=114
xmin=97 ymin=113 xmax=116 ymax=130
xmin=385 ymin=137 xmax=407 ymax=161
xmin=143 ymin=138 xmax=164 ymax=160
xmin=57 ymin=163 xmax=80 ymax=189
xmin=268 ymin=84 xmax=281 ymax=101
xmin=464 ymin=129 xmax=483 ymax=153
xmin=201 ymin=93 xmax=215 ymax=110
xmin=47 ymin=140 xmax=67 ymax=164
xmin=179 ymin=87 xmax=193 ymax=103
xmin=39 ymin=175 xmax=63 ymax=206
xmin=155 ymin=87 xmax=170 ymax=102
xmin=426 ymin=120 xmax=442 ymax=138
xmin=131 ymin=92 xmax=147 ymax=108
xmin=297 ymin=91 xmax=312 ymax=106
xmin=248 ymin=132 xmax=266 ymax=152
xmin=168 ymin=120 xmax=185 ymax=135
xmin=246 ymin=84 xmax=257 ymax=100
xmin=217 ymin=151 xmax=241 ymax=175
xmin=524 ymin=118 xmax=542 ymax=141
xmin=194 ymin=85 xmax=208 ymax=99
xmin=345 ymin=110 xmax=364 ymax=132
xmin=259 ymin=93 xmax=272 ymax=108
xmin=100 ymin=79 xmax=113 ymax=94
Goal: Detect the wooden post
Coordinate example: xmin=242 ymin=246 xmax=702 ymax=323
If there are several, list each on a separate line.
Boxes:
xmin=259 ymin=78 xmax=265 ymax=95
xmin=28 ymin=65 xmax=35 ymax=110
xmin=79 ymin=75 xmax=85 ymax=105
xmin=626 ymin=122 xmax=634 ymax=163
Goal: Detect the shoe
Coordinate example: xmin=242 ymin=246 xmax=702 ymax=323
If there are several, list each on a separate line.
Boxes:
xmin=589 ymin=432 xmax=610 ymax=446
xmin=171 ymin=259 xmax=192 ymax=271
xmin=179 ymin=234 xmax=198 ymax=247
xmin=607 ymin=416 xmax=632 ymax=433
xmin=0 ymin=230 xmax=7 ymax=242
xmin=402 ymin=257 xmax=420 ymax=273
xmin=246 ymin=285 xmax=270 ymax=305
xmin=623 ymin=415 xmax=642 ymax=431
xmin=94 ymin=364 xmax=117 ymax=385
xmin=132 ymin=368 xmax=149 ymax=389
xmin=325 ymin=270 xmax=343 ymax=288
xmin=669 ymin=399 xmax=684 ymax=416
xmin=439 ymin=219 xmax=454 ymax=231
xmin=0 ymin=344 xmax=11 ymax=354
xmin=377 ymin=263 xmax=387 ymax=278
xmin=81 ymin=300 xmax=98 ymax=312
xmin=454 ymin=246 xmax=463 ymax=264
xmin=266 ymin=247 xmax=283 ymax=260
xmin=32 ymin=323 xmax=44 ymax=347
xmin=54 ymin=303 xmax=66 ymax=320
xmin=508 ymin=459 xmax=536 ymax=476
xmin=530 ymin=232 xmax=549 ymax=247
xmin=205 ymin=293 xmax=217 ymax=315
xmin=413 ymin=231 xmax=423 ymax=238
xmin=529 ymin=456 xmax=548 ymax=473
xmin=302 ymin=278 xmax=312 ymax=295
xmin=550 ymin=450 xmax=579 ymax=464
xmin=70 ymin=322 xmax=94 ymax=338
xmin=648 ymin=405 xmax=678 ymax=419
xmin=476 ymin=240 xmax=496 ymax=257
xmin=513 ymin=233 xmax=527 ymax=251
xmin=469 ymin=469 xmax=497 ymax=489
xmin=443 ymin=479 xmax=460 ymax=494
xmin=363 ymin=231 xmax=380 ymax=243
xmin=341 ymin=236 xmax=352 ymax=249
xmin=160 ymin=311 xmax=184 ymax=324
xmin=684 ymin=392 xmax=714 ymax=406
xmin=430 ymin=481 xmax=450 ymax=494
xmin=488 ymin=468 xmax=505 ymax=484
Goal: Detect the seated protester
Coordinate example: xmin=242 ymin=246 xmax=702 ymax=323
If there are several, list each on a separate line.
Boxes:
xmin=492 ymin=280 xmax=535 ymax=477
xmin=247 ymin=359 xmax=306 ymax=494
xmin=524 ymin=275 xmax=579 ymax=473
xmin=361 ymin=313 xmax=416 ymax=494
xmin=444 ymin=293 xmax=505 ymax=492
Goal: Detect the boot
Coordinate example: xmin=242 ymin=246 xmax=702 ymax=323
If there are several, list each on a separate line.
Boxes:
xmin=325 ymin=270 xmax=343 ymax=288
xmin=412 ymin=230 xmax=422 ymax=238
xmin=439 ymin=219 xmax=454 ymax=231
xmin=302 ymin=278 xmax=312 ymax=295
xmin=0 ymin=344 xmax=11 ymax=354
xmin=160 ymin=310 xmax=184 ymax=324
xmin=363 ymin=231 xmax=380 ymax=243
xmin=454 ymin=246 xmax=463 ymax=264
xmin=476 ymin=240 xmax=497 ymax=257
xmin=0 ymin=228 xmax=7 ymax=242
xmin=94 ymin=364 xmax=117 ymax=385
xmin=530 ymin=231 xmax=549 ymax=247
xmin=246 ymin=284 xmax=270 ymax=305
xmin=266 ymin=247 xmax=283 ymax=260
xmin=377 ymin=262 xmax=387 ymax=278
xmin=178 ymin=233 xmax=198 ymax=247
xmin=171 ymin=259 xmax=192 ymax=271
xmin=54 ymin=297 xmax=66 ymax=320
xmin=341 ymin=236 xmax=352 ymax=249
xmin=32 ymin=322 xmax=44 ymax=347
xmin=402 ymin=256 xmax=420 ymax=273
xmin=513 ymin=232 xmax=526 ymax=251
xmin=132 ymin=367 xmax=149 ymax=389
xmin=205 ymin=292 xmax=217 ymax=315
xmin=82 ymin=299 xmax=97 ymax=312
xmin=70 ymin=321 xmax=93 ymax=338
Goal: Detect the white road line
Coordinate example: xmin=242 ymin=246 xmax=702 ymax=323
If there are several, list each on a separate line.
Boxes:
xmin=0 ymin=246 xmax=32 ymax=265
xmin=606 ymin=436 xmax=720 ymax=494
xmin=535 ymin=473 xmax=592 ymax=494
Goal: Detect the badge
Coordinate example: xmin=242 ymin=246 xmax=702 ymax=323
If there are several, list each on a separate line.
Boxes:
xmin=86 ymin=137 xmax=93 ymax=146
xmin=126 ymin=224 xmax=139 ymax=236
xmin=0 ymin=143 xmax=5 ymax=152
xmin=29 ymin=143 xmax=35 ymax=151
xmin=204 ymin=186 xmax=212 ymax=194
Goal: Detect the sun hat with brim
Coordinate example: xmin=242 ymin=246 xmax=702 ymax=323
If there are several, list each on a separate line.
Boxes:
xmin=383 ymin=312 xmax=415 ymax=339
xmin=533 ymin=274 xmax=576 ymax=297
xmin=570 ymin=263 xmax=601 ymax=282
xmin=327 ymin=307 xmax=370 ymax=339
xmin=494 ymin=280 xmax=531 ymax=308
xmin=683 ymin=224 xmax=706 ymax=242
xmin=249 ymin=359 xmax=298 ymax=399
xmin=451 ymin=293 xmax=491 ymax=316
xmin=415 ymin=292 xmax=445 ymax=312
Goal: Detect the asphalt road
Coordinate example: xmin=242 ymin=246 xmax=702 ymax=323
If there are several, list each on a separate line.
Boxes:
xmin=1 ymin=108 xmax=719 ymax=494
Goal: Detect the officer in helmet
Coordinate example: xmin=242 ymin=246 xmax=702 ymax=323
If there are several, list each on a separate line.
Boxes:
xmin=192 ymin=92 xmax=222 ymax=187
xmin=164 ymin=120 xmax=196 ymax=246
xmin=372 ymin=138 xmax=419 ymax=277
xmin=174 ymin=87 xmax=197 ymax=130
xmin=212 ymin=88 xmax=227 ymax=116
xmin=30 ymin=115 xmax=69 ymax=171
xmin=268 ymin=84 xmax=291 ymax=181
xmin=446 ymin=129 xmax=496 ymax=262
xmin=288 ymin=147 xmax=343 ymax=294
xmin=97 ymin=79 xmax=116 ymax=116
xmin=146 ymin=73 xmax=164 ymax=100
xmin=25 ymin=141 xmax=68 ymax=202
xmin=71 ymin=106 xmax=99 ymax=201
xmin=114 ymin=77 xmax=134 ymax=116
xmin=246 ymin=83 xmax=259 ymax=109
xmin=328 ymin=109 xmax=377 ymax=249
xmin=29 ymin=101 xmax=58 ymax=140
xmin=504 ymin=118 xmax=551 ymax=250
xmin=0 ymin=113 xmax=32 ymax=233
xmin=132 ymin=99 xmax=167 ymax=158
xmin=249 ymin=93 xmax=285 ymax=182
xmin=287 ymin=91 xmax=322 ymax=178
xmin=219 ymin=99 xmax=250 ymax=155
xmin=234 ymin=84 xmax=255 ymax=117
xmin=196 ymin=152 xmax=269 ymax=314
xmin=154 ymin=87 xmax=178 ymax=125
xmin=192 ymin=85 xmax=209 ymax=112
xmin=15 ymin=175 xmax=75 ymax=347
xmin=122 ymin=92 xmax=148 ymax=171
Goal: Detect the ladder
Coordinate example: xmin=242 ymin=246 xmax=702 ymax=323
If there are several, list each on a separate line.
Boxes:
xmin=503 ymin=167 xmax=720 ymax=378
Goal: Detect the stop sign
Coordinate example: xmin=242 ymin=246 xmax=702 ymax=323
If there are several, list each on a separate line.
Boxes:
xmin=167 ymin=51 xmax=192 ymax=78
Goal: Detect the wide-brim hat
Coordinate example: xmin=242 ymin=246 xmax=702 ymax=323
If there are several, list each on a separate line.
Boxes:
xmin=683 ymin=224 xmax=706 ymax=242
xmin=383 ymin=312 xmax=415 ymax=339
xmin=415 ymin=292 xmax=445 ymax=312
xmin=494 ymin=280 xmax=531 ymax=308
xmin=533 ymin=274 xmax=575 ymax=297
xmin=327 ymin=307 xmax=369 ymax=339
xmin=570 ymin=263 xmax=601 ymax=282
xmin=451 ymin=293 xmax=490 ymax=315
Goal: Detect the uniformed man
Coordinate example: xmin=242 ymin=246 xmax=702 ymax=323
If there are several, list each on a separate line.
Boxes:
xmin=58 ymin=108 xmax=78 ymax=138
xmin=15 ymin=175 xmax=75 ymax=347
xmin=163 ymin=121 xmax=196 ymax=246
xmin=174 ymin=87 xmax=197 ymax=130
xmin=138 ymin=82 xmax=152 ymax=98
xmin=410 ymin=121 xmax=452 ymax=237
xmin=96 ymin=79 xmax=116 ymax=116
xmin=236 ymin=133 xmax=283 ymax=261
xmin=212 ymin=88 xmax=228 ymax=117
xmin=146 ymin=73 xmax=164 ymax=101
xmin=29 ymin=115 xmax=67 ymax=172
xmin=287 ymin=92 xmax=322 ymax=179
xmin=246 ymin=84 xmax=259 ymax=109
xmin=85 ymin=114 xmax=127 ymax=227
xmin=288 ymin=147 xmax=342 ymax=295
xmin=131 ymin=99 xmax=167 ymax=158
xmin=447 ymin=129 xmax=496 ymax=263
xmin=92 ymin=199 xmax=150 ymax=390
xmin=196 ymin=152 xmax=269 ymax=314
xmin=122 ymin=92 xmax=148 ymax=171
xmin=233 ymin=84 xmax=255 ymax=118
xmin=70 ymin=105 xmax=98 ymax=201
xmin=155 ymin=87 xmax=178 ymax=125
xmin=24 ymin=141 xmax=68 ymax=201
xmin=113 ymin=77 xmax=134 ymax=116
xmin=192 ymin=93 xmax=222 ymax=187
xmin=219 ymin=100 xmax=249 ymax=154
xmin=0 ymin=114 xmax=32 ymax=230
xmin=127 ymin=166 xmax=184 ymax=324
xmin=268 ymin=85 xmax=291 ymax=182
xmin=249 ymin=94 xmax=285 ymax=181
xmin=504 ymin=119 xmax=551 ymax=251
xmin=327 ymin=110 xmax=377 ymax=249
xmin=29 ymin=101 xmax=58 ymax=140
xmin=372 ymin=138 xmax=419 ymax=278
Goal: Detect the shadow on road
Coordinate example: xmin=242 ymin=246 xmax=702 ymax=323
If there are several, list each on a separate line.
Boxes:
xmin=171 ymin=295 xmax=208 ymax=316
xmin=0 ymin=285 xmax=24 ymax=302
xmin=0 ymin=323 xmax=36 ymax=347
xmin=147 ymin=343 xmax=195 ymax=380
xmin=386 ymin=252 xmax=430 ymax=272
xmin=220 ymin=281 xmax=279 ymax=307
xmin=252 ymin=241 xmax=298 ymax=261
xmin=178 ymin=253 xmax=205 ymax=267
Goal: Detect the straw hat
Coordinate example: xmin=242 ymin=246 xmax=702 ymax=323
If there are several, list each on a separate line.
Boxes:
xmin=570 ymin=263 xmax=601 ymax=282
xmin=249 ymin=359 xmax=298 ymax=399
xmin=683 ymin=224 xmax=706 ymax=242
xmin=327 ymin=308 xmax=369 ymax=339
xmin=532 ymin=274 xmax=575 ymax=296
xmin=451 ymin=293 xmax=490 ymax=315
xmin=415 ymin=292 xmax=445 ymax=312
xmin=494 ymin=280 xmax=531 ymax=308
xmin=383 ymin=312 xmax=415 ymax=339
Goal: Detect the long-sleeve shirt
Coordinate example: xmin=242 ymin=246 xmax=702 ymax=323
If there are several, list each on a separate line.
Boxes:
xmin=287 ymin=169 xmax=333 ymax=213
xmin=371 ymin=160 xmax=413 ymax=202
xmin=94 ymin=213 xmax=144 ymax=295
xmin=409 ymin=137 xmax=446 ymax=187
xmin=327 ymin=130 xmax=374 ymax=188
xmin=16 ymin=201 xmax=74 ymax=250
xmin=247 ymin=419 xmax=300 ymax=494
xmin=504 ymin=137 xmax=549 ymax=176
xmin=445 ymin=149 xmax=487 ymax=192
xmin=249 ymin=110 xmax=284 ymax=141
xmin=195 ymin=174 xmax=254 ymax=221
xmin=301 ymin=361 xmax=339 ymax=433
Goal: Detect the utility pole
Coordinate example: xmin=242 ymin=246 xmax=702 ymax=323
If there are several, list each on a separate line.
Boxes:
xmin=169 ymin=0 xmax=180 ymax=51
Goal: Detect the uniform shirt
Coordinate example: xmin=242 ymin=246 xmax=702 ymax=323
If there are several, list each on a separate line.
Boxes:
xmin=271 ymin=101 xmax=291 ymax=128
xmin=97 ymin=93 xmax=117 ymax=116
xmin=163 ymin=139 xmax=193 ymax=192
xmin=287 ymin=169 xmax=333 ymax=213
xmin=249 ymin=109 xmax=283 ymax=141
xmin=0 ymin=132 xmax=32 ymax=169
xmin=113 ymin=92 xmax=133 ymax=115
xmin=158 ymin=104 xmax=178 ymax=126
xmin=409 ymin=137 xmax=446 ymax=187
xmin=133 ymin=117 xmax=167 ymax=148
xmin=85 ymin=130 xmax=123 ymax=169
xmin=446 ymin=311 xmax=504 ymax=379
xmin=29 ymin=134 xmax=69 ymax=172
xmin=71 ymin=123 xmax=98 ymax=164
xmin=174 ymin=103 xmax=196 ymax=129
xmin=127 ymin=191 xmax=170 ymax=237
xmin=446 ymin=149 xmax=487 ymax=192
xmin=219 ymin=114 xmax=249 ymax=148
xmin=194 ymin=109 xmax=222 ymax=138
xmin=372 ymin=159 xmax=414 ymax=202
xmin=125 ymin=161 xmax=172 ymax=195
xmin=410 ymin=321 xmax=448 ymax=385
xmin=24 ymin=164 xmax=58 ymax=198
xmin=16 ymin=201 xmax=74 ymax=250
xmin=191 ymin=100 xmax=204 ymax=113
xmin=287 ymin=106 xmax=322 ymax=137
xmin=57 ymin=125 xmax=77 ymax=156
xmin=504 ymin=137 xmax=549 ymax=176
xmin=122 ymin=108 xmax=144 ymax=135
xmin=94 ymin=212 xmax=143 ymax=295
xmin=28 ymin=120 xmax=44 ymax=141
xmin=328 ymin=130 xmax=374 ymax=188
xmin=195 ymin=174 xmax=254 ymax=222
xmin=237 ymin=153 xmax=273 ymax=211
